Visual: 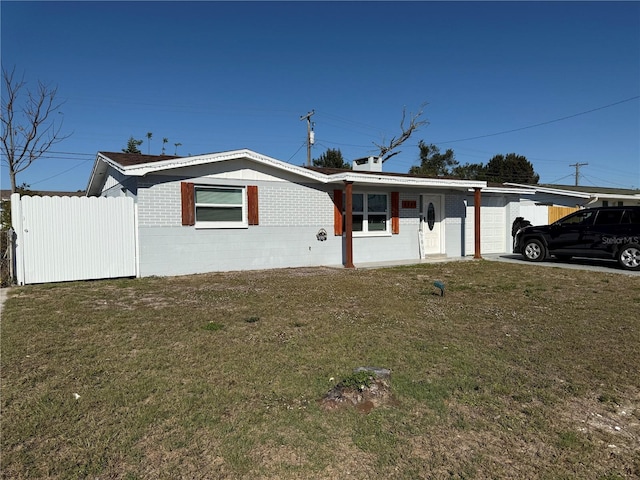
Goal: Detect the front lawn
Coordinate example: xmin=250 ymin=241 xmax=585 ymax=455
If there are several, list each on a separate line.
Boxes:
xmin=1 ymin=261 xmax=639 ymax=479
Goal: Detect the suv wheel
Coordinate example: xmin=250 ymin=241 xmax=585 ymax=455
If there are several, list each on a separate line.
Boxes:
xmin=522 ymin=239 xmax=546 ymax=262
xmin=617 ymin=243 xmax=640 ymax=271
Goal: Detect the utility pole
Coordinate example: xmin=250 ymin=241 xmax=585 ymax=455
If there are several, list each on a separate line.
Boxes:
xmin=569 ymin=162 xmax=588 ymax=186
xmin=300 ymin=110 xmax=315 ymax=166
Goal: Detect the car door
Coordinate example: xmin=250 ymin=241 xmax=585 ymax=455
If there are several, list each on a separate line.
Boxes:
xmin=546 ymin=210 xmax=596 ymax=254
xmin=588 ymin=209 xmax=625 ymax=256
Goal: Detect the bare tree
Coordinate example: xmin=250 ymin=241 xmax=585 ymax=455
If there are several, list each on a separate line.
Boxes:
xmin=373 ymin=103 xmax=429 ymax=163
xmin=1 ymin=67 xmax=70 ymax=193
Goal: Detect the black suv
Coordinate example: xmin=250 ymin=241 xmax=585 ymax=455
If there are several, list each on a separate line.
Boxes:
xmin=513 ymin=206 xmax=640 ymax=271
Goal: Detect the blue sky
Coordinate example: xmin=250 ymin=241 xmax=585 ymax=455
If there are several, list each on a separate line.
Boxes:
xmin=2 ymin=1 xmax=639 ymax=192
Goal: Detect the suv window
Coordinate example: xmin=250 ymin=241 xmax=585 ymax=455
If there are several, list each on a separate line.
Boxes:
xmin=622 ymin=209 xmax=640 ymax=224
xmin=594 ymin=210 xmax=624 ymax=225
xmin=558 ymin=210 xmax=595 ymax=226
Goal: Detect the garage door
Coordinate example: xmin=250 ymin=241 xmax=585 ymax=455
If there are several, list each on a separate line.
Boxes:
xmin=466 ymin=196 xmax=507 ymax=255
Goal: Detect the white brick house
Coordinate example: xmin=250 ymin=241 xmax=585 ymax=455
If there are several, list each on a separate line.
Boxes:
xmin=86 ymin=149 xmax=505 ymax=277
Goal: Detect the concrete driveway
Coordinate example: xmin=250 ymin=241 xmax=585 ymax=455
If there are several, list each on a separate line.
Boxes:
xmin=483 ymin=253 xmax=640 ymax=276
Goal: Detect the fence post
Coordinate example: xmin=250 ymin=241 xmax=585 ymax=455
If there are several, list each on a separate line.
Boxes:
xmin=10 ymin=193 xmax=25 ymax=285
xmin=6 ymin=228 xmax=16 ymax=285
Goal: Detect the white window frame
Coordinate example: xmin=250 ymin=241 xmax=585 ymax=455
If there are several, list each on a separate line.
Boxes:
xmin=343 ymin=192 xmax=391 ymax=237
xmin=194 ymin=185 xmax=248 ymax=229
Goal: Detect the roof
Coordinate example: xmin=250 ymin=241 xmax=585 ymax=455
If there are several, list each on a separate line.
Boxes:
xmin=97 ymin=152 xmax=181 ymax=167
xmin=87 ymin=149 xmax=487 ymax=196
xmin=505 ymin=182 xmax=640 ymax=200
xmin=307 ymin=167 xmax=531 ymax=194
xmin=539 ymin=184 xmax=640 ymax=196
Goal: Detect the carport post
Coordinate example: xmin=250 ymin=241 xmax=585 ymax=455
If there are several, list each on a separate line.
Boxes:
xmin=474 ymin=188 xmax=482 ymax=259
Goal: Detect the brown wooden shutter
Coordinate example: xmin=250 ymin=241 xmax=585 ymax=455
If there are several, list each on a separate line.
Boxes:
xmin=247 ymin=185 xmax=259 ymax=225
xmin=333 ymin=189 xmax=343 ymax=235
xmin=391 ymin=191 xmax=400 ymax=234
xmin=181 ymin=182 xmax=195 ymax=226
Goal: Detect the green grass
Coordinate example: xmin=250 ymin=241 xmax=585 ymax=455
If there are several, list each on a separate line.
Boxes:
xmin=1 ymin=261 xmax=639 ymax=479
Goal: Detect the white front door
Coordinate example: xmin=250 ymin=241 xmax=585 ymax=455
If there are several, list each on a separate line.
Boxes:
xmin=422 ymin=195 xmax=443 ymax=256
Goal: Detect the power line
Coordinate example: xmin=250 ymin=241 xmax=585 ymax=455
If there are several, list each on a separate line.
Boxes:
xmin=287 ymin=141 xmax=307 ymax=163
xmin=29 ymin=159 xmax=93 ymax=186
xmin=580 ymin=173 xmax=639 ymax=190
xmin=547 ymin=173 xmax=575 ymax=184
xmin=435 ymin=96 xmax=640 ymax=145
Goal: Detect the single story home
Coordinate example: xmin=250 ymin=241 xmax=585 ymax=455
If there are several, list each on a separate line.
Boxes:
xmin=84 ymin=149 xmax=531 ymax=277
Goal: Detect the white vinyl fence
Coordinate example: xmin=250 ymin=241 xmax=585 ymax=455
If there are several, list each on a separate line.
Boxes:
xmin=11 ymin=194 xmax=137 ymax=285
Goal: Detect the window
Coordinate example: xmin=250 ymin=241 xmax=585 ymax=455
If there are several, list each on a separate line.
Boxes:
xmin=181 ymin=183 xmax=259 ymax=228
xmin=594 ymin=210 xmax=623 ymax=226
xmin=343 ymin=192 xmax=389 ymax=234
xmin=622 ymin=209 xmax=640 ymax=224
xmin=195 ymin=186 xmax=245 ymax=226
xmin=558 ymin=210 xmax=595 ymax=226
xmin=426 ymin=202 xmax=436 ymax=231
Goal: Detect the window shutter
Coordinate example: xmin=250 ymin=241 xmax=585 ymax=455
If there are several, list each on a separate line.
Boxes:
xmin=391 ymin=191 xmax=400 ymax=234
xmin=333 ymin=189 xmax=343 ymax=235
xmin=247 ymin=185 xmax=259 ymax=225
xmin=181 ymin=182 xmax=195 ymax=226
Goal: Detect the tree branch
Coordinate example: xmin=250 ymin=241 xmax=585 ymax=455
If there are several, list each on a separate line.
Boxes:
xmin=1 ymin=66 xmax=71 ymax=190
xmin=373 ymin=103 xmax=429 ymax=163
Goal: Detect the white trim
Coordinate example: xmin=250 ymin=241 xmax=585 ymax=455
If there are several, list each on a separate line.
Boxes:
xmin=478 ymin=187 xmax=535 ymax=194
xmin=503 ymin=182 xmax=640 ymax=201
xmin=193 ymin=185 xmax=248 ymax=229
xmin=344 ymin=191 xmax=391 ymax=236
xmin=504 ymin=183 xmax=592 ymax=198
xmin=89 ymin=149 xmax=488 ymax=195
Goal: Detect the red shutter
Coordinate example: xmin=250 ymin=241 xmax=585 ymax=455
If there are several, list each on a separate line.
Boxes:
xmin=391 ymin=191 xmax=400 ymax=234
xmin=333 ymin=189 xmax=343 ymax=235
xmin=181 ymin=182 xmax=195 ymax=226
xmin=247 ymin=185 xmax=259 ymax=225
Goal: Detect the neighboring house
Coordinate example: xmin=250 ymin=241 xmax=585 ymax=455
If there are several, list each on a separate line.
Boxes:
xmin=1 ymin=189 xmax=86 ymax=202
xmin=506 ymin=183 xmax=640 ymax=225
xmin=85 ymin=149 xmax=525 ymax=277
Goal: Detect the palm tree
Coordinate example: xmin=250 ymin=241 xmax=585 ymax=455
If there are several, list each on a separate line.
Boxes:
xmin=174 ymin=142 xmax=182 ymax=155
xmin=146 ymin=132 xmax=153 ymax=154
xmin=162 ymin=137 xmax=168 ymax=155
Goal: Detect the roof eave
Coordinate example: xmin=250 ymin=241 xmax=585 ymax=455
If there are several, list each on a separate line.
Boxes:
xmin=324 ymin=172 xmax=486 ymax=189
xmin=87 ymin=153 xmax=127 ymax=196
xmin=106 ymin=149 xmax=329 ymax=183
xmin=480 ymin=187 xmax=536 ymax=194
xmin=504 ymin=183 xmax=592 ymax=198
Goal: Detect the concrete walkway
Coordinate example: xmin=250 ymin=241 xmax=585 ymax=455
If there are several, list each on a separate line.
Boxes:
xmin=336 ymin=253 xmax=639 ymax=276
xmin=0 ymin=287 xmax=9 ymax=318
